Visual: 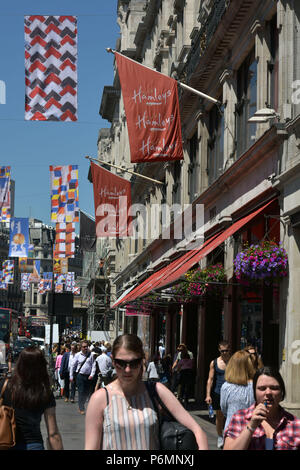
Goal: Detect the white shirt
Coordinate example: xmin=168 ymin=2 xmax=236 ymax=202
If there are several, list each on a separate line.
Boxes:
xmin=147 ymin=362 xmax=159 ymax=379
xmin=96 ymin=353 xmax=112 ymax=376
xmin=159 ymin=345 xmax=165 ymax=358
xmin=68 ymin=352 xmax=77 ymax=374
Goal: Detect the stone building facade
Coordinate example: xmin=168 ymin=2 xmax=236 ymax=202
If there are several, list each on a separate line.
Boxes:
xmin=99 ymin=0 xmax=300 ymax=415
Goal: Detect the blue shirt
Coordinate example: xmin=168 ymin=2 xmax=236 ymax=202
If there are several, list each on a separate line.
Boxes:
xmin=220 ymin=381 xmax=255 ymax=430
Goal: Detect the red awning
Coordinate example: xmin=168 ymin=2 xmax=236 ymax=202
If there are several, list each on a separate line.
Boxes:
xmin=113 ymin=234 xmax=220 ymax=308
xmin=114 ymin=198 xmax=276 ymax=306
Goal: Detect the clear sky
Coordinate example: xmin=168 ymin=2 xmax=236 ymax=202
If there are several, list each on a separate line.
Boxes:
xmin=0 ymin=0 xmax=119 ymax=228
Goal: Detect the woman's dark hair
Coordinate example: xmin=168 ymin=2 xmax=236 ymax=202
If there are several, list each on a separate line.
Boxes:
xmin=253 ymin=366 xmax=286 ymax=401
xmin=112 ymin=334 xmax=145 ymax=359
xmin=151 ymin=354 xmax=160 ymax=363
xmin=9 ymin=346 xmax=52 ymax=409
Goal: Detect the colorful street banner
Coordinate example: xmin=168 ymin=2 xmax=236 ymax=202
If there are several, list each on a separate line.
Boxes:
xmin=39 ymin=272 xmax=53 ymax=293
xmin=9 ymin=218 xmax=30 ymax=258
xmin=50 ymin=165 xmax=79 ymax=222
xmin=73 ymin=286 xmax=80 ymax=295
xmin=54 ymin=273 xmax=65 ymax=293
xmin=115 ymin=52 xmax=183 ymax=163
xmin=25 ymin=15 xmax=78 ymax=121
xmin=0 ymin=271 xmax=8 ymax=290
xmin=0 ymin=166 xmax=11 ymax=222
xmin=53 ymin=222 xmax=75 ymax=258
xmin=20 ymin=273 xmax=30 ymax=291
xmin=43 ymin=272 xmax=53 ymax=291
xmin=28 ymin=260 xmax=41 ymax=283
xmin=91 ymin=162 xmax=132 ymax=237
xmin=65 ymin=272 xmax=75 ymax=292
xmin=2 ymin=260 xmax=14 ymax=284
xmin=53 ymin=258 xmax=68 ymax=274
xmin=38 ymin=279 xmax=46 ymax=294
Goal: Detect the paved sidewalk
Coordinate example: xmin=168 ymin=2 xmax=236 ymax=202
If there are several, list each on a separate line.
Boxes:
xmin=41 ymin=396 xmax=219 ymax=451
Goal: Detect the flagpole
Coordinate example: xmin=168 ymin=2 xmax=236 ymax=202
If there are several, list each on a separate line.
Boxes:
xmin=106 ymin=48 xmax=221 ymax=105
xmin=85 ymin=155 xmax=165 ymax=186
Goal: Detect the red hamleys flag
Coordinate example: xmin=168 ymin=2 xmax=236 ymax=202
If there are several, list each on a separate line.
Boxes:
xmin=115 ymin=52 xmax=183 ymax=163
xmin=91 ymin=162 xmax=132 ymax=238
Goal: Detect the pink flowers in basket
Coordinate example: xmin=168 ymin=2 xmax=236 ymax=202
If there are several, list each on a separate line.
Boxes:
xmin=170 ymin=263 xmax=227 ymax=302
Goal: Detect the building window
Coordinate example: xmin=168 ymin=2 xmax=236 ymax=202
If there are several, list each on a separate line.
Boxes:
xmin=172 ymin=161 xmax=181 ymax=205
xmin=207 ymin=102 xmax=224 ymax=184
xmin=188 ymin=132 xmax=198 ymax=202
xmin=235 ymin=49 xmax=257 ymax=157
xmin=134 ymin=217 xmax=139 ymax=254
xmin=267 ymin=15 xmax=279 ymax=111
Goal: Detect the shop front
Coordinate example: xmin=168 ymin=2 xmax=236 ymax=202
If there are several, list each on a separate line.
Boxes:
xmin=230 ymin=198 xmax=282 ymax=367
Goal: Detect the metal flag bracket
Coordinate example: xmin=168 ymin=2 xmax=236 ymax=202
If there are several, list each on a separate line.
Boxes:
xmin=85 ymin=156 xmax=165 ymax=186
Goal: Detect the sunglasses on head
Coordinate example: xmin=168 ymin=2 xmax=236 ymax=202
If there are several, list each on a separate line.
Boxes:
xmin=220 ymin=349 xmax=229 ymax=353
xmin=114 ymin=358 xmax=143 ymax=369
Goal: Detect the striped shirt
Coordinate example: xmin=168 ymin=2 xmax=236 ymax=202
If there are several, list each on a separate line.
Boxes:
xmin=102 ymin=385 xmax=159 ymax=450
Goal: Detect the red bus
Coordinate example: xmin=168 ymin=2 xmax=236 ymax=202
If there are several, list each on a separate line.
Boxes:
xmin=0 ymin=307 xmax=19 ymax=349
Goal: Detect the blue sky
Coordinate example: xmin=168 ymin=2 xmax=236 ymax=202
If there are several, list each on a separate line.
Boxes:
xmin=0 ymin=1 xmax=119 ymax=227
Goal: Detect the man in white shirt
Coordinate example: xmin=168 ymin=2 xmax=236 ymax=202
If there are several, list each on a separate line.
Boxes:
xmin=70 ymin=341 xmax=96 ymax=415
xmin=95 ymin=348 xmax=113 ymax=387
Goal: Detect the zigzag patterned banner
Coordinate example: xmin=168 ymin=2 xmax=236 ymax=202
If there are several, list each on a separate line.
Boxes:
xmin=25 ymin=15 xmax=77 ymax=121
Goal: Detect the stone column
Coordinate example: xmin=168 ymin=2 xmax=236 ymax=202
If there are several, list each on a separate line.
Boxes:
xmin=277 ymin=0 xmax=297 ymax=120
xmin=198 ymin=116 xmax=209 ymax=194
xmin=219 ymin=69 xmax=237 ymax=169
xmin=280 ymin=220 xmax=300 ymax=416
xmin=251 ymin=19 xmax=270 ymax=137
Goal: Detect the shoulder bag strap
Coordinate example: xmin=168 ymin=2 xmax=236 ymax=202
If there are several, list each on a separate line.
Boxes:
xmin=145 ymin=381 xmax=174 ymax=419
xmin=153 ymin=382 xmax=175 ymax=420
xmin=77 ymin=352 xmax=90 ymax=374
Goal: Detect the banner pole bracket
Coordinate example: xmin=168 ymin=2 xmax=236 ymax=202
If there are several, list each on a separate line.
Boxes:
xmin=85 ymin=156 xmax=165 ymax=186
xmin=106 ymin=47 xmax=220 ymax=105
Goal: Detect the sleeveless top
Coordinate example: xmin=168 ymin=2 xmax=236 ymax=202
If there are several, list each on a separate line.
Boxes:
xmin=213 ymin=358 xmax=225 ymax=395
xmin=102 ymin=385 xmax=160 ymax=450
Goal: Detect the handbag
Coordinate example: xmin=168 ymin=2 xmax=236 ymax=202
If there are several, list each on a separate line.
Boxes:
xmin=0 ymin=378 xmax=16 ymax=450
xmin=145 ymin=381 xmax=198 ymax=451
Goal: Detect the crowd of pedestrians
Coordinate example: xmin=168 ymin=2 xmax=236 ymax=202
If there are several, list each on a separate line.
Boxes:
xmin=1 ymin=334 xmax=300 ymax=451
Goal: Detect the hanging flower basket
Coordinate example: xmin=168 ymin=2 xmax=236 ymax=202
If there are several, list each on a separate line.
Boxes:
xmin=233 ymin=241 xmax=288 ymax=284
xmin=170 ymin=263 xmax=227 ymax=302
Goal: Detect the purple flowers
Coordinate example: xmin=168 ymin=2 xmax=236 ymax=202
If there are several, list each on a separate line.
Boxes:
xmin=233 ymin=241 xmax=288 ymax=283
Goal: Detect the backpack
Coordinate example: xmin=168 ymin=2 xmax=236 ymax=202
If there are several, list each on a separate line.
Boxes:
xmin=0 ymin=379 xmax=16 ymax=449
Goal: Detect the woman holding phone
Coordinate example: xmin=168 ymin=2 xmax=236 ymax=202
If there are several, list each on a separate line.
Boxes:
xmin=223 ymin=367 xmax=300 ymax=450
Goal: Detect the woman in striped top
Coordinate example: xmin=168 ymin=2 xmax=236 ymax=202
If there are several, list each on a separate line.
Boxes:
xmin=85 ymin=334 xmax=208 ymax=450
